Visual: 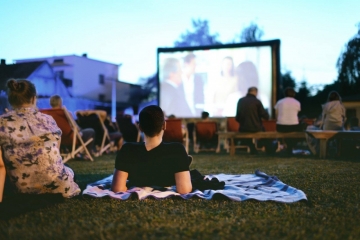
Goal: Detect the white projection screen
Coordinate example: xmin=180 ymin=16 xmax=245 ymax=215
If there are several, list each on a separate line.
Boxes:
xmin=157 ymin=40 xmax=280 ymax=118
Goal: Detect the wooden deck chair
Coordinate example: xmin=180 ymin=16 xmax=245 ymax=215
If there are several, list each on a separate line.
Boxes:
xmin=163 ymin=119 xmax=189 ymax=153
xmin=76 ymin=110 xmax=112 ymax=156
xmin=225 ymin=117 xmax=250 ymax=153
xmin=193 ymin=121 xmax=219 ymax=153
xmin=116 ymin=115 xmax=141 ymax=143
xmin=40 ymin=107 xmax=93 ymax=162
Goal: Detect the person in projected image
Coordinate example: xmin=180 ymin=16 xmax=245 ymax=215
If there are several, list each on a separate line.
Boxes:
xmin=160 ymin=58 xmax=192 ymax=117
xmin=212 ymin=56 xmax=238 ymax=116
xmin=223 ymin=61 xmax=270 ymax=117
xmin=181 ymin=53 xmax=205 ymax=117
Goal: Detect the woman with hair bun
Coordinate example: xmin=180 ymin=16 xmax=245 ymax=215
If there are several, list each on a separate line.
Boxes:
xmin=0 ymin=79 xmax=80 ymax=202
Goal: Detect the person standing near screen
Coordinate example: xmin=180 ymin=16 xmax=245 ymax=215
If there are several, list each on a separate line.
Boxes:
xmin=181 ymin=53 xmax=205 ymax=117
xmin=160 ymin=58 xmax=192 ymax=117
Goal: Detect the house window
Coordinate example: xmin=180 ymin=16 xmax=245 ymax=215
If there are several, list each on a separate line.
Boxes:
xmin=99 ymin=74 xmax=105 ymax=85
xmin=62 ymin=78 xmax=73 ymax=87
xmin=56 ymin=70 xmax=64 ymax=78
xmin=53 ymin=59 xmax=64 ymax=64
xmin=99 ymin=94 xmax=105 ymax=101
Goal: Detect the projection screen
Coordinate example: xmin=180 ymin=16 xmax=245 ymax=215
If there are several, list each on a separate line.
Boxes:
xmin=157 ymin=40 xmax=280 ymax=118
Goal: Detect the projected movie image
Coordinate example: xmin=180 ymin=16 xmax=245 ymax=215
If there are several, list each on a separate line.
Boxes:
xmin=158 ymin=45 xmax=273 ymax=118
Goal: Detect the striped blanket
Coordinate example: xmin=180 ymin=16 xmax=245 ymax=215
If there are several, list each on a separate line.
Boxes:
xmin=82 ymin=170 xmax=307 ymax=203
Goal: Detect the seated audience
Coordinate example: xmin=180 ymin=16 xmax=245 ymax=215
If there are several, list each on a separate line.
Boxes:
xmin=76 ymin=109 xmax=123 ymax=151
xmin=274 ymin=87 xmax=302 ymax=155
xmin=0 ymin=79 xmax=80 ymax=202
xmin=103 ymin=116 xmax=124 ymax=150
xmin=117 ymin=114 xmax=140 ymax=143
xmin=235 ymin=87 xmax=269 ymax=154
xmin=49 ymin=95 xmax=97 ymax=156
xmin=321 ymin=91 xmax=346 ymax=130
xmin=111 ymin=105 xmax=192 ymax=194
xmin=201 ymin=111 xmax=210 ymax=121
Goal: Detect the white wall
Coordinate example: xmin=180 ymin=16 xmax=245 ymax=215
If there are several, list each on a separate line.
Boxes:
xmin=16 ymin=55 xmax=120 ymax=101
xmin=27 ymin=63 xmax=56 ymax=96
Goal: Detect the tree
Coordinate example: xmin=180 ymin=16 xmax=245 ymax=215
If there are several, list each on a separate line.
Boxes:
xmin=281 ymin=71 xmax=297 ymax=89
xmin=297 ymin=81 xmax=311 ymax=101
xmin=234 ymin=22 xmax=264 ymax=43
xmin=174 ymin=19 xmax=222 ymax=47
xmin=336 ymin=23 xmax=360 ymax=96
xmin=137 ymin=74 xmax=158 ymax=102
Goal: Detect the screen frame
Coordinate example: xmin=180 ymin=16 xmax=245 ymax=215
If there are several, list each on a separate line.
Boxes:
xmin=157 ymin=39 xmax=281 ymax=119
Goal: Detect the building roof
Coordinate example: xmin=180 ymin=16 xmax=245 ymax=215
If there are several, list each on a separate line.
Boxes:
xmin=16 ymin=54 xmax=121 ymax=66
xmin=0 ymin=61 xmax=45 ymax=90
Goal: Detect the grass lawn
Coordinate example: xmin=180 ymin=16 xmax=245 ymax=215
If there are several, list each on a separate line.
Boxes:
xmin=0 ymin=150 xmax=360 ymax=239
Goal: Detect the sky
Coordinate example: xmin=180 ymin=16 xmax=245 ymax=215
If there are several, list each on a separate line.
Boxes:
xmin=0 ymin=0 xmax=359 ymax=88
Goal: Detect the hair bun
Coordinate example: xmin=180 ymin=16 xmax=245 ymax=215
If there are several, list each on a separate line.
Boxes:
xmin=7 ymin=79 xmax=23 ymax=91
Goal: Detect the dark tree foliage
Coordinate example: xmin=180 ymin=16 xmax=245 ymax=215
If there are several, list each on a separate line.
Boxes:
xmin=336 ymin=23 xmax=360 ymax=96
xmin=297 ymin=81 xmax=311 ymax=101
xmin=235 ymin=22 xmax=264 ymax=43
xmin=278 ymin=71 xmax=296 ymax=100
xmin=174 ymin=19 xmax=222 ymax=47
xmin=137 ymin=74 xmax=158 ymax=102
xmin=281 ymin=71 xmax=297 ymax=89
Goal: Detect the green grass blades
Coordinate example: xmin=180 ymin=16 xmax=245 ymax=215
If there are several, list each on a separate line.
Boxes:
xmin=1 ymin=152 xmax=360 ymax=240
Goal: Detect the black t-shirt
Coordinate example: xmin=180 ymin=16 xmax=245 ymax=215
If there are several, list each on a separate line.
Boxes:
xmin=115 ymin=142 xmax=190 ymax=187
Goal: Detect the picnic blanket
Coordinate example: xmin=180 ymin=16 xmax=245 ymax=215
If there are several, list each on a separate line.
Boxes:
xmin=82 ymin=170 xmax=307 ymax=203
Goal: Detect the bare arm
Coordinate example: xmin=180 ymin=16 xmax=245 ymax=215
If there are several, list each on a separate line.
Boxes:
xmin=175 ymin=171 xmax=192 ymax=194
xmin=111 ymin=169 xmax=128 ymax=192
xmin=0 ymin=148 xmax=5 ymax=202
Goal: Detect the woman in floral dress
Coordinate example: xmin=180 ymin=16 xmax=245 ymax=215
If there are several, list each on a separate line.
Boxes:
xmin=0 ymin=79 xmax=80 ymax=202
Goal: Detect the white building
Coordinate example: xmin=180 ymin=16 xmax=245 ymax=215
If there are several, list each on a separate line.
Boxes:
xmin=0 ymin=60 xmax=69 ymax=97
xmin=16 ymin=54 xmax=134 ymax=103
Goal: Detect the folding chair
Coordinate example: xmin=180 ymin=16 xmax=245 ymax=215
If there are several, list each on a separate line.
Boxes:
xmin=116 ymin=115 xmax=141 ymax=143
xmin=193 ymin=121 xmax=219 ymax=153
xmin=163 ymin=119 xmax=189 ymax=153
xmin=225 ymin=117 xmax=250 ymax=153
xmin=40 ymin=107 xmax=93 ymax=162
xmin=76 ymin=110 xmax=112 ymax=156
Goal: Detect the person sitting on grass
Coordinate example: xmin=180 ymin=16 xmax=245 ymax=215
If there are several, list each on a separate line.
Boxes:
xmin=0 ymin=79 xmax=80 ymax=202
xmin=111 ymin=105 xmax=192 ymax=194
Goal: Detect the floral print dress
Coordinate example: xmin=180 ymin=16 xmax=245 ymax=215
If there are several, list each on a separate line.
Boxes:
xmin=0 ymin=107 xmax=80 ymax=197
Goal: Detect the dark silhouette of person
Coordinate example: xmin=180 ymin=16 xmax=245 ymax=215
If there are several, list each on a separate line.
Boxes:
xmin=236 ymin=87 xmax=269 ymax=154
